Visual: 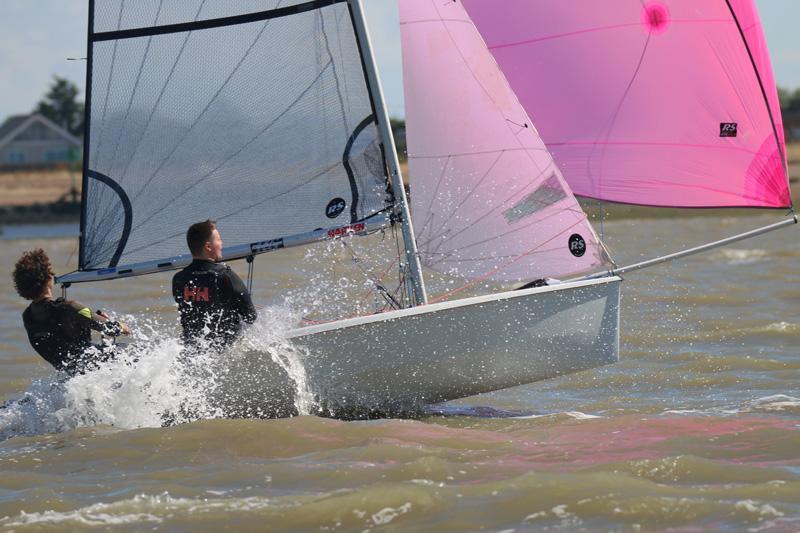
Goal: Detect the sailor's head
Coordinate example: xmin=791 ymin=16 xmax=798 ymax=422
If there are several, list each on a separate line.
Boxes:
xmin=187 ymin=219 xmax=223 ymax=262
xmin=13 ymin=248 xmax=55 ymax=301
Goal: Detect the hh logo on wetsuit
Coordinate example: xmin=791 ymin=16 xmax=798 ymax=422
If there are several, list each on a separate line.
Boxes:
xmin=183 ymin=285 xmax=211 ymax=302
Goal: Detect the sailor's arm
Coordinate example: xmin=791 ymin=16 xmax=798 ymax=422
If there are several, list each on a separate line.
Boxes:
xmin=65 ymin=300 xmax=131 ymax=336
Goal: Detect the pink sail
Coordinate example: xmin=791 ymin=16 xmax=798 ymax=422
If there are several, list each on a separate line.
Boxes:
xmin=400 ymin=0 xmax=610 ymax=283
xmin=462 ymin=0 xmax=791 ymax=208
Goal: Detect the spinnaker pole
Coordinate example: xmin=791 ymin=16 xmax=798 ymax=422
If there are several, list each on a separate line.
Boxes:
xmin=584 ymin=214 xmax=798 ymax=279
xmin=348 ymin=0 xmax=428 ymax=306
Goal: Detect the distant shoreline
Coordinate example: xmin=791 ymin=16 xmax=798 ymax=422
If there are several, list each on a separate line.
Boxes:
xmin=0 ymin=201 xmax=80 ymax=226
xmin=0 ymin=142 xmax=796 ymax=227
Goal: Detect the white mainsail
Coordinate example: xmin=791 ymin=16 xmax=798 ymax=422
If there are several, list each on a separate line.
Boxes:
xmin=400 ymin=0 xmax=611 ymax=283
xmin=70 ymin=0 xmax=394 ymax=281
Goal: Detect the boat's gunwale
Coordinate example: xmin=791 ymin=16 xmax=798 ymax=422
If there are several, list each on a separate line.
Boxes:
xmin=289 ymin=275 xmax=622 ymax=338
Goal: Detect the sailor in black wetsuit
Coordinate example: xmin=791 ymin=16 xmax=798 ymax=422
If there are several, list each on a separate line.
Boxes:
xmin=172 ymin=220 xmax=257 ymax=350
xmin=13 ymin=249 xmax=131 ymax=376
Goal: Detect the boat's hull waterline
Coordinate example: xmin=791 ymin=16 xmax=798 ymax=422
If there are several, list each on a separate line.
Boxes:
xmin=219 ymin=277 xmax=621 ymax=417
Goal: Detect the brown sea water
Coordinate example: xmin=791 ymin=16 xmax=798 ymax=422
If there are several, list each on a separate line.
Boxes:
xmin=0 ymin=213 xmax=798 ymax=530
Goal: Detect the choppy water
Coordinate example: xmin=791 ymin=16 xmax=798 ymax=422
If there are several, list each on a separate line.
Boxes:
xmin=0 ymin=213 xmax=798 ymax=530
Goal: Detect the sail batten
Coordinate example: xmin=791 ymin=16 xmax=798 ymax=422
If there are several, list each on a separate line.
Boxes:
xmin=79 ymin=0 xmax=392 ymax=276
xmin=91 ymin=0 xmax=346 ymax=42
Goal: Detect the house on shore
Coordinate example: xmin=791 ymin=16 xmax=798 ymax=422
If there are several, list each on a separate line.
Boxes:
xmin=0 ymin=113 xmax=81 ymax=170
xmin=784 ymin=109 xmax=800 ymax=143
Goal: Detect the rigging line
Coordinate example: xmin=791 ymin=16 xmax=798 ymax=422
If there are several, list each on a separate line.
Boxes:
xmin=586 ymin=8 xmax=652 ymax=201
xmin=121 ymin=160 xmax=341 ymax=256
xmin=429 ymin=149 xmax=506 ymax=234
xmin=427 ymin=235 xmax=594 ymax=263
xmin=546 ymin=140 xmax=763 ymax=155
xmin=486 ymin=18 xmax=730 ymax=52
xmin=392 ymin=223 xmax=407 ymax=307
xmin=246 ymin=256 xmax=254 ymax=293
xmin=431 ymin=2 xmax=501 ymax=109
xmin=422 ymin=200 xmax=587 ymax=262
xmin=415 ymin=161 xmax=556 ymax=250
xmin=333 ymin=7 xmax=354 ymax=120
xmin=347 ymin=227 xmax=403 ymax=306
xmin=724 ymin=0 xmax=790 ymax=199
xmin=414 ymin=155 xmax=452 ymax=242
xmin=319 ymin=8 xmax=350 ymax=135
xmin=116 ymin=0 xmax=209 ymax=187
xmin=428 ymin=216 xmax=592 ymax=304
xmin=609 ymin=176 xmax=778 ymax=203
xmin=127 ymin=17 xmax=275 ymax=208
xmin=417 ymin=155 xmax=454 ymax=240
xmin=708 ymin=40 xmax=759 ymax=137
xmin=130 ymin=59 xmax=336 ymax=232
xmin=437 ymin=0 xmax=555 ymax=173
xmin=87 ymin=0 xmax=125 ymax=235
xmin=105 ymin=0 xmax=165 ymax=181
xmin=355 ymin=256 xmax=399 ymax=306
xmin=426 ymin=204 xmax=583 ymax=259
xmin=410 ymin=147 xmax=545 ymax=159
xmin=340 ymin=239 xmax=401 ymax=309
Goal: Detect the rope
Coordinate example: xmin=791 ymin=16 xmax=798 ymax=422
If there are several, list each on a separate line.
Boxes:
xmin=246 ymin=255 xmax=254 ymax=293
xmin=340 ymin=239 xmax=402 ymax=310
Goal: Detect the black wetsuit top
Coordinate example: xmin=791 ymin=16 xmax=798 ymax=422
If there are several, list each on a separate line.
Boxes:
xmin=172 ymin=259 xmax=257 ymax=349
xmin=22 ymin=298 xmax=124 ymax=376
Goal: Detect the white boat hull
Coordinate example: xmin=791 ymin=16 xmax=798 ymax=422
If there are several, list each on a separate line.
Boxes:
xmin=289 ymin=276 xmax=621 ymax=415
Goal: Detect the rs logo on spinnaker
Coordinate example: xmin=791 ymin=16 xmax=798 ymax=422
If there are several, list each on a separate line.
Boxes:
xmin=569 ymin=234 xmax=586 ymax=257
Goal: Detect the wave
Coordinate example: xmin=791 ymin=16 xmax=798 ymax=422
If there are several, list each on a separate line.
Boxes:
xmin=710 ymin=248 xmax=768 ymax=265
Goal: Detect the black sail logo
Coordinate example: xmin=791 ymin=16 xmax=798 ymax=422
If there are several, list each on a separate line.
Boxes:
xmin=569 ymin=233 xmax=586 ymax=257
xmin=326 ymin=198 xmax=346 ymax=219
xmin=720 ymin=123 xmax=738 ymax=137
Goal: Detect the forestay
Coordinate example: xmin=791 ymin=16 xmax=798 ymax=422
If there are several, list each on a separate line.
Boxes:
xmin=463 ymin=0 xmax=791 ymax=209
xmin=400 ymin=0 xmax=611 ymax=283
xmin=76 ymin=0 xmax=391 ymax=277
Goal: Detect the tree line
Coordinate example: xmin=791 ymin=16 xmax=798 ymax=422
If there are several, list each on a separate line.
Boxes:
xmin=778 ymin=87 xmax=800 ymax=113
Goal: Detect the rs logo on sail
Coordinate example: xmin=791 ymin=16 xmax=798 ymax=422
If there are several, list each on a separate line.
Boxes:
xmin=569 ymin=234 xmax=586 ymax=257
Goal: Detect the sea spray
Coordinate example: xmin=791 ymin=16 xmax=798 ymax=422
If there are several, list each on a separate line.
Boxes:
xmin=239 ymin=305 xmax=316 ymax=415
xmin=0 ymin=306 xmax=317 ymax=439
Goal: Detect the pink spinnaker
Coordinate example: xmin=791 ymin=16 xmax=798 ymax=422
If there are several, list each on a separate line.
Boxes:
xmin=400 ymin=0 xmax=609 ymax=282
xmin=462 ymin=0 xmax=791 ymax=208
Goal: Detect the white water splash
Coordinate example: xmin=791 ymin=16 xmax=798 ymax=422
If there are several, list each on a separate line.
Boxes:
xmin=712 ymin=248 xmax=768 ymax=265
xmin=1 ymin=492 xmax=277 ymax=527
xmin=239 ymin=305 xmax=316 ymax=415
xmin=748 ymin=395 xmax=800 ymax=412
xmin=0 ymin=305 xmax=317 ymax=439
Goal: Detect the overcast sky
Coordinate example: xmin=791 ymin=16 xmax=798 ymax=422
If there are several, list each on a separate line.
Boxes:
xmin=1 ymin=0 xmax=798 ymax=123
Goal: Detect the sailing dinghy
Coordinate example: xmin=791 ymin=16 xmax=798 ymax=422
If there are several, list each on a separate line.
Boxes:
xmin=56 ymin=0 xmax=792 ymax=416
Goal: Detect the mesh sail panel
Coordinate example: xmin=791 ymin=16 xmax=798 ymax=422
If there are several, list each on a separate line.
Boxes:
xmin=81 ymin=0 xmax=391 ymax=270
